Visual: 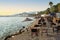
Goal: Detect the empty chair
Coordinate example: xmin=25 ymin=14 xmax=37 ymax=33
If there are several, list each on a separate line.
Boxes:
xmin=54 ymin=25 xmax=60 ymax=33
xmin=31 ymin=28 xmax=38 ymax=36
xmin=38 ymin=22 xmax=41 ymax=24
xmin=34 ymin=25 xmax=41 ymax=27
xmin=57 ymin=20 xmax=60 ymax=23
xmin=43 ymin=22 xmax=46 ymax=25
xmin=52 ymin=22 xmax=56 ymax=25
xmin=38 ymin=20 xmax=41 ymax=23
xmin=57 ymin=26 xmax=60 ymax=31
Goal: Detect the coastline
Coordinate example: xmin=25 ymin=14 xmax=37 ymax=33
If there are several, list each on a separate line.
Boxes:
xmin=4 ymin=18 xmax=39 ymax=40
xmin=0 ymin=17 xmax=34 ymax=40
xmin=4 ymin=19 xmax=36 ymax=40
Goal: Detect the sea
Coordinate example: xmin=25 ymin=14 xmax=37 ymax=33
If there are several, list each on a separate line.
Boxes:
xmin=0 ymin=17 xmax=35 ymax=40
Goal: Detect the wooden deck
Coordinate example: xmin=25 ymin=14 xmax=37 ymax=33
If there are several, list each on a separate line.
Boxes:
xmin=6 ymin=18 xmax=60 ymax=40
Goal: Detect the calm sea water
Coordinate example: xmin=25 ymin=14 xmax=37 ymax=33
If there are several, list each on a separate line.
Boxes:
xmin=0 ymin=17 xmax=34 ymax=40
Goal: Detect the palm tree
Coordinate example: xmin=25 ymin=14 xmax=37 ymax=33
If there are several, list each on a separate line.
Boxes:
xmin=49 ymin=2 xmax=53 ymax=13
xmin=49 ymin=2 xmax=53 ymax=7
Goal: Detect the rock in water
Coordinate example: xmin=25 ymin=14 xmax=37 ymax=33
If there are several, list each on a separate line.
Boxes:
xmin=23 ymin=18 xmax=33 ymax=22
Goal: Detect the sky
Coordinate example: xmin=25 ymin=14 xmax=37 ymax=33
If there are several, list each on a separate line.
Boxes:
xmin=0 ymin=0 xmax=60 ymax=15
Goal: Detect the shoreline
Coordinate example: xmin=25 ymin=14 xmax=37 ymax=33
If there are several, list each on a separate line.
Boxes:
xmin=4 ymin=19 xmax=38 ymax=40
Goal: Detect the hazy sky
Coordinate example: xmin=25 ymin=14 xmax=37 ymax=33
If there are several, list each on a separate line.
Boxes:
xmin=0 ymin=0 xmax=60 ymax=15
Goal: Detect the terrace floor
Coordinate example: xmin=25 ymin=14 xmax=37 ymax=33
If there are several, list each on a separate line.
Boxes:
xmin=6 ymin=18 xmax=60 ymax=40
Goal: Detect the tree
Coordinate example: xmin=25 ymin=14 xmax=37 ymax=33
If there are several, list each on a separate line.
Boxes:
xmin=49 ymin=2 xmax=53 ymax=7
xmin=53 ymin=5 xmax=58 ymax=12
xmin=44 ymin=8 xmax=50 ymax=14
xmin=49 ymin=2 xmax=54 ymax=13
xmin=38 ymin=11 xmax=44 ymax=14
xmin=38 ymin=2 xmax=60 ymax=15
xmin=47 ymin=8 xmax=50 ymax=13
xmin=57 ymin=3 xmax=60 ymax=12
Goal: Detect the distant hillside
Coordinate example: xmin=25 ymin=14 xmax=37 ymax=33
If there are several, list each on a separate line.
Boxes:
xmin=14 ymin=12 xmax=36 ymax=17
xmin=0 ymin=12 xmax=36 ymax=17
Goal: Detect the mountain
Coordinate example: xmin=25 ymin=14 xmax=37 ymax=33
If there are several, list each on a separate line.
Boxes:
xmin=14 ymin=12 xmax=36 ymax=17
xmin=0 ymin=12 xmax=37 ymax=17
